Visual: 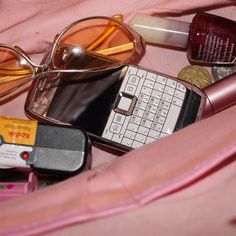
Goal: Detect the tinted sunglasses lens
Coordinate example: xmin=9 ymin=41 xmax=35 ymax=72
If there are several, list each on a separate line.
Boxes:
xmin=54 ymin=18 xmax=134 ymax=69
xmin=0 ymin=47 xmax=34 ymax=102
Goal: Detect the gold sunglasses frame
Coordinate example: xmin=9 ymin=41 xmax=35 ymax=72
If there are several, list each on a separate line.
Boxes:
xmin=0 ymin=14 xmax=146 ymax=104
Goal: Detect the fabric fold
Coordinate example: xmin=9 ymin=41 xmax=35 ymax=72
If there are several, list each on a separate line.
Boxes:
xmin=1 ymin=103 xmax=236 ymax=236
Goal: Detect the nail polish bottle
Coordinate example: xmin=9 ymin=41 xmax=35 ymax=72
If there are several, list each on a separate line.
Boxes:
xmin=129 ymin=12 xmax=236 ymax=65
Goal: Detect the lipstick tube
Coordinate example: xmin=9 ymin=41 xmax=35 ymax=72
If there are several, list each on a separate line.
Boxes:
xmin=202 ymin=72 xmax=236 ymax=117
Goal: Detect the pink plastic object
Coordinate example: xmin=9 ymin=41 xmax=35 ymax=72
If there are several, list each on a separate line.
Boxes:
xmin=0 ymin=172 xmax=38 ymax=201
xmin=203 ymin=72 xmax=236 ymax=117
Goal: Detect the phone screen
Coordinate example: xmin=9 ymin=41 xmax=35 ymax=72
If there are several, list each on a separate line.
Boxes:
xmin=46 ymin=68 xmax=123 ymax=136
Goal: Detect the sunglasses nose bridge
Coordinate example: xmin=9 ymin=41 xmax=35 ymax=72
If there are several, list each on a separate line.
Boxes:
xmin=36 ymin=34 xmax=60 ymax=71
xmin=13 ymin=45 xmax=43 ymax=72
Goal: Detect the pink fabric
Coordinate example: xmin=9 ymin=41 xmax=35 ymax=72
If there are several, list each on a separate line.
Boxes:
xmin=45 ymin=157 xmax=236 ymax=236
xmin=0 ymin=0 xmax=235 ymax=236
xmin=1 ymin=96 xmax=236 ymax=236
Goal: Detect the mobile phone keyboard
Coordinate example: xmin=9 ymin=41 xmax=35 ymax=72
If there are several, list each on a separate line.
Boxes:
xmin=102 ymin=66 xmax=187 ymax=148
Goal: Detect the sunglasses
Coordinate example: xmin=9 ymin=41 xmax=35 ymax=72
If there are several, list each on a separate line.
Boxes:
xmin=0 ymin=14 xmax=145 ymax=104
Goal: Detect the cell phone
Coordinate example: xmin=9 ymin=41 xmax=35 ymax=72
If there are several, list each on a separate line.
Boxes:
xmin=39 ymin=65 xmax=206 ymax=152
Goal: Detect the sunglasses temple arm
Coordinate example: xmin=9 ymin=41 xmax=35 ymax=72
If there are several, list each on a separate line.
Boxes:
xmin=96 ymin=42 xmax=134 ymax=56
xmin=0 ymin=76 xmax=33 ymax=99
xmin=86 ymin=26 xmax=116 ymax=51
xmin=86 ymin=14 xmax=123 ymax=51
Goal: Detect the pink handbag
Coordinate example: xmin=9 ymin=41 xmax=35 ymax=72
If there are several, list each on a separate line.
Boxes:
xmin=0 ymin=1 xmax=235 ymax=235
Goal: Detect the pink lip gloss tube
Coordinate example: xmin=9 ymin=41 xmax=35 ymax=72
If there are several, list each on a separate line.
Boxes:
xmin=0 ymin=172 xmax=38 ymax=201
xmin=202 ymin=72 xmax=236 ymax=117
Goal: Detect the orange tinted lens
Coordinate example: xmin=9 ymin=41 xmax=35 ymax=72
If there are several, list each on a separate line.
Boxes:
xmin=54 ymin=18 xmax=134 ymax=69
xmin=0 ymin=47 xmax=34 ymax=103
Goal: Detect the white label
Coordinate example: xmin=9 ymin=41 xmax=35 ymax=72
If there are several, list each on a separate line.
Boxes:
xmin=0 ymin=143 xmax=32 ymax=168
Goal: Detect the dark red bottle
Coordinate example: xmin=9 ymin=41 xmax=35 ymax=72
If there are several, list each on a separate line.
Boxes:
xmin=189 ymin=13 xmax=235 ymax=64
xmin=130 ymin=12 xmax=236 ymax=65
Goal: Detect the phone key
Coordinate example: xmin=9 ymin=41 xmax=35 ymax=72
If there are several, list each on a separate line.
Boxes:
xmin=146 ymin=104 xmax=157 ymax=114
xmin=130 ymin=115 xmax=141 ymax=125
xmin=176 ymin=82 xmax=187 ymax=93
xmin=124 ymin=130 xmax=136 ymax=140
xmin=141 ymin=119 xmax=152 ymax=128
xmin=141 ymin=86 xmax=152 ymax=96
xmin=127 ymin=123 xmax=139 ymax=132
xmin=148 ymin=130 xmax=160 ymax=139
xmin=144 ymin=79 xmax=155 ymax=89
xmin=117 ymin=96 xmax=133 ymax=111
xmin=136 ymin=101 xmax=147 ymax=110
xmin=162 ymin=104 xmax=181 ymax=134
xmin=125 ymin=84 xmax=136 ymax=95
xmin=151 ymin=90 xmax=162 ymax=100
xmin=146 ymin=104 xmax=152 ymax=112
xmin=151 ymin=122 xmax=163 ymax=132
xmin=162 ymin=93 xmax=172 ymax=103
xmin=172 ymin=97 xmax=183 ymax=107
xmin=174 ymin=90 xmax=185 ymax=100
xmin=121 ymin=137 xmax=133 ymax=147
xmin=156 ymin=108 xmax=168 ymax=117
xmin=113 ymin=113 xmax=125 ymax=124
xmin=146 ymin=72 xmax=157 ymax=82
xmin=110 ymin=123 xmax=122 ymax=134
xmin=139 ymin=94 xmax=149 ymax=103
xmin=149 ymin=97 xmax=160 ymax=106
xmin=136 ymin=135 xmax=147 ymax=144
xmin=154 ymin=115 xmax=165 ymax=124
xmin=135 ymin=133 xmax=146 ymax=143
xmin=112 ymin=133 xmax=124 ymax=143
xmin=146 ymin=137 xmax=156 ymax=144
xmin=137 ymin=69 xmax=147 ymax=79
xmin=167 ymin=79 xmax=177 ymax=88
xmin=159 ymin=100 xmax=171 ymax=110
xmin=156 ymin=75 xmax=167 ymax=84
xmin=132 ymin=141 xmax=143 ymax=148
xmin=138 ymin=126 xmax=149 ymax=136
xmin=151 ymin=106 xmax=158 ymax=114
xmin=143 ymin=111 xmax=155 ymax=120
xmin=128 ymin=75 xmax=140 ymax=86
xmin=164 ymin=86 xmax=175 ymax=96
xmin=154 ymin=83 xmax=165 ymax=92
xmin=127 ymin=66 xmax=138 ymax=77
xmin=102 ymin=129 xmax=113 ymax=140
xmin=133 ymin=108 xmax=144 ymax=117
